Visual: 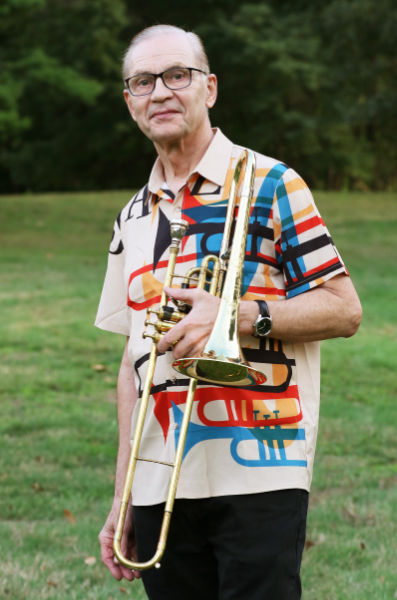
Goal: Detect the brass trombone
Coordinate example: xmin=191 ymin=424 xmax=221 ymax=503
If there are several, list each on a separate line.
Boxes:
xmin=113 ymin=149 xmax=267 ymax=571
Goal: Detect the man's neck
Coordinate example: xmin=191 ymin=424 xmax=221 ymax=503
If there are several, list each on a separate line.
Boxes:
xmin=154 ymin=126 xmax=215 ymax=196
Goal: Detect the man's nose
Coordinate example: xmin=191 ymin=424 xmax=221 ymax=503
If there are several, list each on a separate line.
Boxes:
xmin=151 ymin=76 xmax=173 ymax=100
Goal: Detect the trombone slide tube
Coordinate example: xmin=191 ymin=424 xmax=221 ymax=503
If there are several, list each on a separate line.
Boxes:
xmin=113 ymin=220 xmax=192 ymax=571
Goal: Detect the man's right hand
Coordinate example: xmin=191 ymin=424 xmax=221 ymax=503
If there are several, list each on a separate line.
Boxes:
xmin=98 ymin=500 xmax=141 ymax=582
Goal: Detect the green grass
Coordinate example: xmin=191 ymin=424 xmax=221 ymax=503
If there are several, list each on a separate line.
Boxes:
xmin=1 ymin=190 xmax=396 ymax=599
xmin=302 ymin=192 xmax=397 ymax=599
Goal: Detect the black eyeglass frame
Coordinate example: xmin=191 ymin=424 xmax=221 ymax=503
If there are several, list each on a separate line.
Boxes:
xmin=124 ymin=66 xmax=208 ymax=97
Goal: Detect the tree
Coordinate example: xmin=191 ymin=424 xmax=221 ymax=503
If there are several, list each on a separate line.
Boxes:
xmin=315 ymin=0 xmax=397 ymax=189
xmin=0 ymin=0 xmax=134 ymax=191
xmin=0 ymin=0 xmax=395 ymax=191
xmin=198 ymin=3 xmax=324 ymax=187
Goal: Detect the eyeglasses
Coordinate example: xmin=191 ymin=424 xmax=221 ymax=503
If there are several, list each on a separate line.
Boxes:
xmin=124 ymin=66 xmax=208 ymax=97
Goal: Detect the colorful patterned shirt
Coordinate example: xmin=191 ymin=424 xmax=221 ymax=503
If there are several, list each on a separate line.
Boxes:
xmin=95 ymin=129 xmax=347 ymax=505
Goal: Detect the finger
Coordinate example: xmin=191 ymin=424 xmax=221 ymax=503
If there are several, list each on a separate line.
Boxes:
xmin=165 ymin=286 xmax=200 ymax=304
xmin=157 ymin=323 xmax=184 ymax=353
xmin=112 ymin=556 xmax=137 ymax=582
xmin=100 ymin=540 xmax=123 ymax=580
xmin=123 ymin=559 xmax=141 ymax=580
xmin=171 ymin=339 xmax=188 ymax=359
xmin=164 ymin=285 xmax=186 ymax=298
xmin=117 ymin=518 xmax=142 ymax=580
xmin=172 ymin=334 xmax=205 ymax=360
xmin=119 ymin=534 xmax=140 ymax=580
xmin=121 ymin=555 xmax=141 ymax=579
xmin=128 ymin=538 xmax=142 ymax=579
xmin=119 ymin=563 xmax=136 ymax=581
xmin=99 ymin=531 xmax=137 ymax=581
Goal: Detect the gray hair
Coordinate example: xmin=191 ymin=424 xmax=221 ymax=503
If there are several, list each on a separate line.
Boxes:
xmin=122 ymin=24 xmax=210 ymax=80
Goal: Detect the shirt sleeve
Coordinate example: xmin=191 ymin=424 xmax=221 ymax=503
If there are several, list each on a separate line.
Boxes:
xmin=272 ymin=168 xmax=348 ymax=298
xmin=94 ymin=213 xmax=131 ymax=335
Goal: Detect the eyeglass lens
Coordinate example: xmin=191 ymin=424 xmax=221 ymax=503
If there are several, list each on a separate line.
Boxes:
xmin=129 ymin=67 xmax=192 ymax=96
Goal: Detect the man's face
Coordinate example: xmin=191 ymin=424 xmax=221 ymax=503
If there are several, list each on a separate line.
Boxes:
xmin=123 ymin=33 xmax=217 ymax=146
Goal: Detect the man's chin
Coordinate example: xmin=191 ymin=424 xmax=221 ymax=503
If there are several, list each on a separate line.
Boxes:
xmin=149 ymin=126 xmax=188 ymax=145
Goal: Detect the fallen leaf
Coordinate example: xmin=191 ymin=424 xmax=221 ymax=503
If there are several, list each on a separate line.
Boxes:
xmin=305 ymin=539 xmax=315 ymax=550
xmin=84 ymin=556 xmax=96 ymax=566
xmin=47 ymin=579 xmax=57 ymax=587
xmin=31 ymin=482 xmax=44 ymax=493
xmin=360 ymin=541 xmax=366 ymax=550
xmin=119 ymin=587 xmax=127 ymax=594
xmin=317 ymin=532 xmax=326 ymax=544
xmin=91 ymin=363 xmax=107 ymax=372
xmin=342 ymin=501 xmax=358 ymax=523
xmin=63 ymin=509 xmax=76 ymax=524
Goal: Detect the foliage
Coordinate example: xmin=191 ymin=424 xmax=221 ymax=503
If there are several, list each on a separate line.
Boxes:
xmin=314 ymin=0 xmax=397 ymax=189
xmin=200 ymin=3 xmax=325 ymax=185
xmin=0 ymin=0 xmax=396 ymax=192
xmin=0 ymin=0 xmax=142 ymax=192
xmin=0 ymin=190 xmax=396 ymax=598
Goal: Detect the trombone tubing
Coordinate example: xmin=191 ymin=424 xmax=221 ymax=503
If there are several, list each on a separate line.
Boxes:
xmin=113 ymin=220 xmax=190 ymax=571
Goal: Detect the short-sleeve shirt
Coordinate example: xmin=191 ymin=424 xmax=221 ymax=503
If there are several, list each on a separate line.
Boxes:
xmin=95 ymin=129 xmax=347 ymax=505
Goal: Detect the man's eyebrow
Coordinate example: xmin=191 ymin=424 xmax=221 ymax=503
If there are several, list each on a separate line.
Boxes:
xmin=129 ymin=70 xmax=154 ymax=77
xmin=129 ymin=63 xmax=188 ymax=77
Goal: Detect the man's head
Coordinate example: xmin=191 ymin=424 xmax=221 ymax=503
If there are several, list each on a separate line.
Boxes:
xmin=122 ymin=25 xmax=217 ymax=148
xmin=122 ymin=25 xmax=210 ymax=80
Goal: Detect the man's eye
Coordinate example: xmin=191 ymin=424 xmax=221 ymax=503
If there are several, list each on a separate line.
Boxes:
xmin=168 ymin=69 xmax=188 ymax=82
xmin=136 ymin=77 xmax=152 ymax=88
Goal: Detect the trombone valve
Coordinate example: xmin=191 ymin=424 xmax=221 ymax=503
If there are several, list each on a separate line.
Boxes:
xmin=142 ymin=331 xmax=161 ymax=342
xmin=148 ymin=305 xmax=187 ymax=322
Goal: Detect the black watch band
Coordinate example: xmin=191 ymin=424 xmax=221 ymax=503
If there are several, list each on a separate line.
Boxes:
xmin=253 ymin=299 xmax=272 ymax=337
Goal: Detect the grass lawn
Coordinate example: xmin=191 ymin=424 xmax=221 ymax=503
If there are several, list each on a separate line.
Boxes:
xmin=0 ymin=190 xmax=396 ymax=599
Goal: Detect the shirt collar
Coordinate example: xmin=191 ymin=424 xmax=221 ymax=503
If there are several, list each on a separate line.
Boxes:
xmin=147 ymin=128 xmax=234 ymax=198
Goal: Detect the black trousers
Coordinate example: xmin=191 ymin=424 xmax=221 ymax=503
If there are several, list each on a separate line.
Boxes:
xmin=133 ymin=489 xmax=308 ymax=600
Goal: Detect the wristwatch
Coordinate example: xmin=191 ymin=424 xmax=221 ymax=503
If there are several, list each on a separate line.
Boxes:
xmin=253 ymin=300 xmax=272 ymax=337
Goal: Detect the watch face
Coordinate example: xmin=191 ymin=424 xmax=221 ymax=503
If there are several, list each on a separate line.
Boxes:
xmin=255 ymin=316 xmax=272 ymax=336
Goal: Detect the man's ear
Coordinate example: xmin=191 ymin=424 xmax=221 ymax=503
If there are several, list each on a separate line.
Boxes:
xmin=205 ymin=73 xmax=218 ymax=109
xmin=123 ymin=89 xmax=137 ymax=122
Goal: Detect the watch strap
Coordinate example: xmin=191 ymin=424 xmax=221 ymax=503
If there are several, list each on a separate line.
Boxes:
xmin=254 ymin=299 xmax=270 ymax=319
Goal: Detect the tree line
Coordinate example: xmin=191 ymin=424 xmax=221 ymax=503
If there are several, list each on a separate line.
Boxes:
xmin=1 ymin=0 xmax=396 ymax=193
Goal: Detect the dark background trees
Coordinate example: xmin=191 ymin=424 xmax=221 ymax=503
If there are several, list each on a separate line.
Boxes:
xmin=1 ymin=0 xmax=395 ymax=192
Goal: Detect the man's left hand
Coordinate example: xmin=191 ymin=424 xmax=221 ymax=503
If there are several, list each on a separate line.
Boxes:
xmin=156 ymin=286 xmax=220 ymax=359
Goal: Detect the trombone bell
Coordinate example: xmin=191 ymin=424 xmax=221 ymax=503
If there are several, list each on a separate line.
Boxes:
xmin=172 ymin=149 xmax=267 ymax=388
xmin=173 ymin=356 xmax=267 ymax=386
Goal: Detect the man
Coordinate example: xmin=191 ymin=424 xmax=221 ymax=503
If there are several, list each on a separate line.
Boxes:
xmin=96 ymin=24 xmax=362 ymax=599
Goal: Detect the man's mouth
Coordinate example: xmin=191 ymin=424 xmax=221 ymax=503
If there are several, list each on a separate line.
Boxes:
xmin=150 ymin=109 xmax=179 ymax=120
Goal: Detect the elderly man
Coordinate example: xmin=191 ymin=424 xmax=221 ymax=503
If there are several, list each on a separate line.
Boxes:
xmin=96 ymin=24 xmax=361 ymax=600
